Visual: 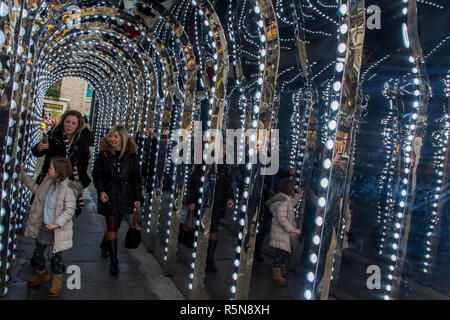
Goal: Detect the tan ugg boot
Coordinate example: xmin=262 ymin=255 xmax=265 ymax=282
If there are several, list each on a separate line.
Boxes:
xmin=48 ymin=275 xmax=63 ymax=298
xmin=27 ymin=269 xmax=51 ymax=287
xmin=271 ymin=268 xmax=287 ymax=286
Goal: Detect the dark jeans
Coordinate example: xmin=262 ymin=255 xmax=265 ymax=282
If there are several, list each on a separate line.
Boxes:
xmin=32 ymin=241 xmax=65 ymax=275
xmin=273 ymin=249 xmax=290 ymax=268
xmin=255 ymin=208 xmax=272 ymax=254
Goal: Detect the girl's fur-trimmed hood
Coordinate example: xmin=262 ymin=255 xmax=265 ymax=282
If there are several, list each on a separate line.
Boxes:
xmin=265 ymin=192 xmax=290 ymax=208
xmin=68 ymin=180 xmax=83 ymax=197
xmin=99 ymin=136 xmax=137 ymax=155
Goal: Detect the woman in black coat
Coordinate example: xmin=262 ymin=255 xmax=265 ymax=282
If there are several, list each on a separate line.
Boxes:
xmin=32 ymin=110 xmax=92 ymax=188
xmin=92 ymin=125 xmax=143 ymax=275
xmin=185 ymin=143 xmax=234 ymax=272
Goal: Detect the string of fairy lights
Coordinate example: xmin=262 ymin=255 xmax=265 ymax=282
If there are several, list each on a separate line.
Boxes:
xmin=0 ymin=0 xmax=448 ymax=300
xmin=228 ymin=0 xmax=267 ymax=298
xmin=296 ymin=1 xmax=350 ymax=300
xmin=376 ymin=0 xmax=431 ymax=299
xmin=419 ymin=71 xmax=449 ymax=277
xmin=0 ymin=1 xmax=28 ymax=295
xmin=184 ymin=0 xmax=224 ymax=292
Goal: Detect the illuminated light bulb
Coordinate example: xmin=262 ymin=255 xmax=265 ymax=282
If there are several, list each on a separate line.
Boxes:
xmin=320 ymin=178 xmax=329 ymax=188
xmin=313 ymin=235 xmax=320 ymax=245
xmin=309 ymin=254 xmax=317 ymax=264
xmin=328 ymin=120 xmax=337 ymax=130
xmin=323 ymin=159 xmax=332 ymax=169
xmin=339 ymin=4 xmax=348 ymax=15
xmin=333 ymin=81 xmax=342 ymax=91
xmin=338 ymin=43 xmax=347 ymax=54
xmin=318 ymin=197 xmax=326 ymax=207
xmin=326 ymin=140 xmax=334 ymax=150
xmin=315 ymin=217 xmax=323 ymax=226
xmin=331 ymin=101 xmax=339 ymax=111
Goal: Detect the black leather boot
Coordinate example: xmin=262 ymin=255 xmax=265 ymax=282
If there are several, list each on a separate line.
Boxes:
xmin=100 ymin=235 xmax=109 ymax=258
xmin=108 ymin=239 xmax=119 ymax=275
xmin=205 ymin=240 xmax=218 ymax=272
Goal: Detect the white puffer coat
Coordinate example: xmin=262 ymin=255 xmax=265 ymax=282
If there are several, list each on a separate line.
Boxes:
xmin=21 ymin=174 xmax=82 ymax=253
xmin=266 ymin=192 xmax=301 ymax=253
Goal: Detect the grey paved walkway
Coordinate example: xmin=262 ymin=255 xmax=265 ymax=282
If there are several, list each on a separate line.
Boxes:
xmin=3 ymin=184 xmax=185 ymax=300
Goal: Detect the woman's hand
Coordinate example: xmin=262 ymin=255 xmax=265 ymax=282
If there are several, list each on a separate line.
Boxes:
xmin=294 ymin=228 xmax=301 ymax=235
xmin=45 ymin=223 xmax=58 ymax=230
xmin=134 ymin=201 xmax=141 ymax=210
xmin=37 ymin=138 xmax=50 ymax=151
xmin=133 ymin=207 xmax=141 ymax=230
xmin=227 ymin=199 xmax=234 ymax=208
xmin=100 ymin=192 xmax=109 ymax=203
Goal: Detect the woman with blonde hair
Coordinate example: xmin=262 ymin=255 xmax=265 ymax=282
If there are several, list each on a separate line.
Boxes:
xmin=92 ymin=125 xmax=143 ymax=275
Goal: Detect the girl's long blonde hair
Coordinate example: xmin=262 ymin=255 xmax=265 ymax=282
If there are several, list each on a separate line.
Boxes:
xmin=108 ymin=125 xmax=130 ymax=158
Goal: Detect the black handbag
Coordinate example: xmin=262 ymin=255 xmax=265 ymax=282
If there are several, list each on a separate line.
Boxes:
xmin=125 ymin=227 xmax=141 ymax=249
xmin=178 ymin=207 xmax=195 ymax=248
xmin=125 ymin=211 xmax=141 ymax=249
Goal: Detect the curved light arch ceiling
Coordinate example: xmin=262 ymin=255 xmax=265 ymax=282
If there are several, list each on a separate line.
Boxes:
xmin=25 ymin=0 xmax=199 ymax=136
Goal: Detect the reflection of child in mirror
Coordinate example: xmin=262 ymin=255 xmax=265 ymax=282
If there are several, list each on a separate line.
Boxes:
xmin=265 ymin=178 xmax=303 ymax=286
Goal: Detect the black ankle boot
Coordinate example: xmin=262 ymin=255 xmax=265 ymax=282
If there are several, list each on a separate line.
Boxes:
xmin=206 ymin=240 xmax=218 ymax=273
xmin=100 ymin=236 xmax=109 ymax=258
xmin=108 ymin=239 xmax=119 ymax=275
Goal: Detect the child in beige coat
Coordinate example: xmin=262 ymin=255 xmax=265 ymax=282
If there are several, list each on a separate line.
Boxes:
xmin=266 ymin=178 xmax=303 ymax=285
xmin=20 ymin=156 xmax=82 ymax=297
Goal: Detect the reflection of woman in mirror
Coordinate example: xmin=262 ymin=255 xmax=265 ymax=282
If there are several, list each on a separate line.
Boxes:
xmin=265 ymin=178 xmax=303 ymax=285
xmin=185 ymin=143 xmax=234 ymax=273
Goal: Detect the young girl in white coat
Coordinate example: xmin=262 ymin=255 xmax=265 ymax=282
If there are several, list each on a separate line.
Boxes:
xmin=20 ymin=156 xmax=82 ymax=297
xmin=266 ymin=178 xmax=303 ymax=285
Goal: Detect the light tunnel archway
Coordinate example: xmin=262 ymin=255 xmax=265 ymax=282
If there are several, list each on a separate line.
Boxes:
xmin=0 ymin=0 xmax=449 ymax=300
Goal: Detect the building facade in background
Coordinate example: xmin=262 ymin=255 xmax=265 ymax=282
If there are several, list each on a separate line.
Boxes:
xmin=41 ymin=77 xmax=92 ymax=132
